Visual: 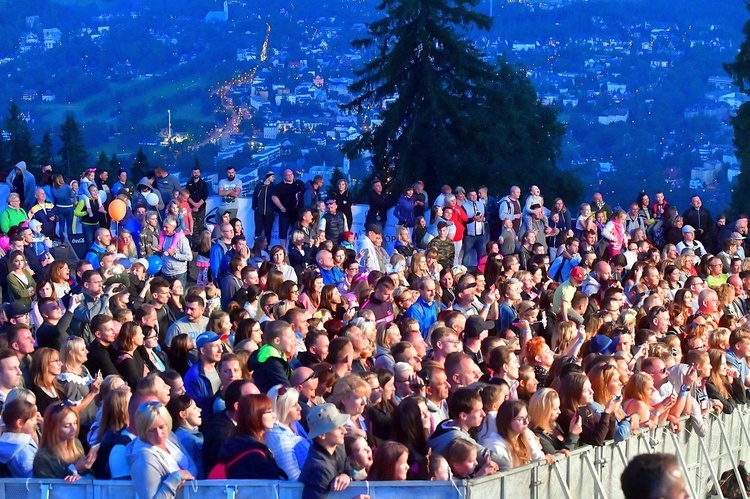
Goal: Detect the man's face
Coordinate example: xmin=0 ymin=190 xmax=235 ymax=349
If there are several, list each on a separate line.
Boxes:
xmin=201 ymin=341 xmax=223 ymax=363
xmin=593 ymin=193 xmax=603 ymax=204
xmin=12 ymin=328 xmax=35 ymax=355
xmin=510 ymin=187 xmax=521 ymax=200
xmin=185 ymin=301 xmax=205 ymax=323
xmin=84 ymin=273 xmax=104 ymax=297
xmin=312 ymin=335 xmax=330 ymax=360
xmin=219 ymin=360 xmax=242 ymax=386
xmin=227 ymin=169 xmax=236 ymax=181
xmin=152 ymin=286 xmax=171 ymax=305
xmin=464 ymin=401 xmax=485 ymax=429
xmin=373 ymin=182 xmax=382 ymax=194
xmin=97 ymin=320 xmax=117 ymax=344
xmin=691 ymin=196 xmax=702 ymax=209
xmin=375 ymin=285 xmax=393 ymax=303
xmin=192 ymin=169 xmax=201 ymax=180
xmin=653 ymin=310 xmax=670 ymax=333
xmin=420 ymin=279 xmax=436 ymax=303
xmin=98 ymin=230 xmax=112 ymax=246
xmin=142 ymin=310 xmax=158 ymax=328
xmin=645 ymin=359 xmax=668 ymax=386
xmin=277 ymin=328 xmax=296 ymax=355
xmin=428 ymin=370 xmax=450 ymax=401
xmin=0 ymin=357 xmax=22 ymax=390
xmin=683 ymin=230 xmax=695 ymax=242
xmin=292 ymin=312 xmax=311 ymax=335
xmin=284 ymin=169 xmax=294 ymax=183
xmin=244 ymin=270 xmax=259 ymax=287
xmin=326 ymin=200 xmax=337 ymax=213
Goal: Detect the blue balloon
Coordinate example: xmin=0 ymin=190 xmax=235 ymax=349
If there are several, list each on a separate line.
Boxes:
xmin=147 ymin=255 xmax=163 ymax=275
xmin=118 ymin=258 xmax=132 ymax=269
xmin=112 ymin=183 xmax=123 ymax=195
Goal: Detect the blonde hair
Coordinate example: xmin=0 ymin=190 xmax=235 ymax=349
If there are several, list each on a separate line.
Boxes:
xmin=708 ymin=328 xmax=731 ymax=350
xmin=268 ymin=384 xmax=300 ymax=423
xmin=528 ymin=388 xmax=559 ymax=433
xmin=623 ymin=371 xmax=652 ymax=403
xmin=60 ymin=336 xmax=86 ymax=372
xmin=552 ymin=321 xmax=577 ymax=353
xmin=332 ymin=375 xmax=372 ymax=410
xmin=134 ymin=402 xmax=173 ymax=440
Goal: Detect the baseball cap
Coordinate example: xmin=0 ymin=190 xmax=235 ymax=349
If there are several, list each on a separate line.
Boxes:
xmin=731 ymin=232 xmax=746 ymax=240
xmin=5 ymin=302 xmax=30 ymax=319
xmin=570 ymin=266 xmax=587 ymax=282
xmin=366 ymin=224 xmax=382 ymax=235
xmin=307 ymin=403 xmax=350 ymax=439
xmin=464 ymin=316 xmax=494 ymax=338
xmin=265 ymin=171 xmax=275 ymax=179
xmin=196 ymin=332 xmax=221 ymax=349
xmin=682 ymin=225 xmax=695 ymax=234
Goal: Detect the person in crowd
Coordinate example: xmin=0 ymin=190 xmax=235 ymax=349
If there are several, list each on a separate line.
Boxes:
xmin=125 ymin=400 xmax=196 ymax=498
xmin=264 ymin=384 xmax=310 ymax=480
xmin=33 ymin=402 xmax=96 ymax=481
xmin=706 ymin=348 xmax=747 ymax=414
xmin=621 ymin=453 xmax=690 ymax=499
xmin=0 ymin=398 xmax=39 ymax=477
xmin=166 ymin=395 xmax=204 ymax=479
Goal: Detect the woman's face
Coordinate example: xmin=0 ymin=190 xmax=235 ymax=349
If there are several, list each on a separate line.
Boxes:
xmin=441 ymin=272 xmax=453 ymax=288
xmin=418 ymin=401 xmax=431 ymax=431
xmin=718 ymin=355 xmax=728 ymax=377
xmin=58 ymin=412 xmax=78 ymax=442
xmin=250 ymin=324 xmax=263 ymax=344
xmin=400 ymin=228 xmax=409 ymax=242
xmin=234 ymin=220 xmax=243 ymax=234
xmin=338 ymin=180 xmax=347 ymax=192
xmin=682 ymin=291 xmax=693 ymax=307
xmin=132 ymin=326 xmax=145 ymax=348
xmin=262 ymin=406 xmax=277 ymax=430
xmin=75 ymin=345 xmax=89 ymax=365
xmin=349 ymin=437 xmax=373 ymax=470
xmin=579 ymin=380 xmax=594 ymax=405
xmin=451 ymin=449 xmax=478 ymax=478
xmin=123 ymin=233 xmax=132 ymax=244
xmin=549 ymin=397 xmax=561 ymax=425
xmin=49 ymin=353 xmax=63 ymax=376
xmin=171 ymin=280 xmax=183 ymax=297
xmin=145 ymin=416 xmax=170 ymax=447
xmin=419 ymin=257 xmax=428 ymax=271
xmin=367 ymin=377 xmax=383 ymax=405
xmin=272 ymin=250 xmax=285 ymax=264
xmin=144 ymin=330 xmax=159 ymax=349
xmin=185 ymin=400 xmax=202 ymax=427
xmin=287 ymin=402 xmax=303 ymax=423
xmin=343 ymin=391 xmax=367 ymax=417
xmin=607 ymin=373 xmax=623 ymax=397
xmin=314 ymin=277 xmax=324 ymax=293
xmin=39 ymin=282 xmax=53 ymax=298
xmin=334 ymin=250 xmax=345 ymax=265
xmin=510 ymin=407 xmax=529 ymax=436
xmin=386 ymin=326 xmax=402 ymax=346
xmin=60 ymin=264 xmax=70 ymax=280
xmin=12 ymin=255 xmax=25 ymax=270
xmin=330 ymin=287 xmax=342 ymax=304
xmin=395 ymin=451 xmax=410 ymax=481
xmin=218 ymin=316 xmax=232 ymax=335
xmin=382 ymin=378 xmax=395 ymax=401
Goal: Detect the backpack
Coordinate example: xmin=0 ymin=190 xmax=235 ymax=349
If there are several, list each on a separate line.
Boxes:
xmin=207 ymin=448 xmax=263 ymax=479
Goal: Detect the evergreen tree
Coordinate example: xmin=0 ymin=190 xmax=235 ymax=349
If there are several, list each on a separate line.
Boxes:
xmin=725 ymin=5 xmax=750 ymax=217
xmin=59 ymin=114 xmax=89 ymax=180
xmin=109 ymin=153 xmax=121 ymax=173
xmin=38 ymin=130 xmax=53 ymax=167
xmin=131 ymin=147 xmax=151 ymax=181
xmin=327 ymin=165 xmax=346 ymax=198
xmin=340 ymin=0 xmax=576 ymax=199
xmin=96 ymin=151 xmax=109 ymax=171
xmin=5 ymin=102 xmax=35 ymax=167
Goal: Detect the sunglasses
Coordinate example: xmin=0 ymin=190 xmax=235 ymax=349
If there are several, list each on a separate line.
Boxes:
xmin=138 ymin=401 xmax=164 ymax=413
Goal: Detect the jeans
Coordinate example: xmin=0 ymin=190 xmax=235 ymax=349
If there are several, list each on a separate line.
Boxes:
xmin=57 ymin=206 xmax=74 ymax=241
xmin=462 ymin=234 xmax=486 ymax=267
xmin=82 ymin=223 xmax=98 ymax=256
xmin=254 ymin=211 xmax=275 ymax=241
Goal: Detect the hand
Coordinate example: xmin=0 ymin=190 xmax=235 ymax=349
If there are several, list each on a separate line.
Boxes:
xmin=728 ymin=366 xmax=740 ymax=379
xmin=668 ymin=416 xmax=682 ymax=434
xmin=105 ymin=284 xmax=120 ymax=297
xmin=544 ymin=454 xmax=555 ymax=465
xmin=64 ymin=474 xmax=82 ymax=483
xmin=331 ymin=473 xmax=351 ymax=492
xmin=407 ymin=374 xmax=426 ymax=394
xmin=177 ymin=470 xmax=195 ymax=482
xmin=604 ymin=395 xmax=622 ymax=414
xmin=75 ymin=450 xmax=97 ymax=472
xmin=569 ymin=413 xmax=583 ymax=435
xmin=629 ymin=413 xmax=641 ymax=429
xmin=476 ymin=454 xmax=498 ymax=477
xmin=69 ymin=293 xmax=81 ymax=311
xmin=682 ymin=365 xmax=698 ymax=387
xmin=89 ymin=374 xmax=103 ymax=395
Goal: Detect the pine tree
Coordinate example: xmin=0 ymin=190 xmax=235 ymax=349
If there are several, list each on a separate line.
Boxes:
xmin=5 ymin=102 xmax=35 ymax=167
xmin=726 ymin=5 xmax=750 ymax=217
xmin=340 ymin=0 xmax=574 ymax=199
xmin=109 ymin=153 xmax=121 ymax=173
xmin=59 ymin=114 xmax=89 ymax=180
xmin=131 ymin=147 xmax=151 ymax=181
xmin=327 ymin=165 xmax=346 ymax=198
xmin=38 ymin=130 xmax=53 ymax=167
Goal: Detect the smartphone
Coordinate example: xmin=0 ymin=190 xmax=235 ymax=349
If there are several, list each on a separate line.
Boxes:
xmin=577 ymin=406 xmax=587 ymax=421
xmin=613 ymin=394 xmax=622 ymax=401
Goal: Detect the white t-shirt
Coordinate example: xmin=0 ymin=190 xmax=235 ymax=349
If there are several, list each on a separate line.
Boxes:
xmin=218 ymin=178 xmax=242 ymax=208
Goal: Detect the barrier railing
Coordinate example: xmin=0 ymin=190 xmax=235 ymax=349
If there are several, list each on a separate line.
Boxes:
xmin=6 ymin=408 xmax=750 ymax=499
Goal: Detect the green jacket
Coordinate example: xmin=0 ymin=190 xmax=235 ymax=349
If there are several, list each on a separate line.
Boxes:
xmin=0 ymin=207 xmax=27 ymax=234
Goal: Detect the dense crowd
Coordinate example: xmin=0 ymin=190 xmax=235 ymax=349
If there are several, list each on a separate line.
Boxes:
xmin=0 ymin=161 xmax=732 ymax=499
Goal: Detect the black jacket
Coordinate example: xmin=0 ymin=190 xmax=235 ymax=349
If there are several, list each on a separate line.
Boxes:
xmin=202 ymin=410 xmax=235 ymax=475
xmin=299 ymin=441 xmax=350 ymax=499
xmin=84 ymin=340 xmax=118 ymax=378
xmin=216 ymin=435 xmax=287 ymax=480
xmin=247 ymin=345 xmax=291 ymax=394
xmin=706 ymin=377 xmax=747 ymax=414
xmin=36 ymin=313 xmax=73 ymax=351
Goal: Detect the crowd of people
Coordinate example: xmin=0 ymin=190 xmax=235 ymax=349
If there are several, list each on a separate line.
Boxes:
xmin=0 ymin=160 xmax=733 ymax=499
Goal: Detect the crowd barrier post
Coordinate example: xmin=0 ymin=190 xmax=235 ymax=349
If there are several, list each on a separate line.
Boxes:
xmin=667 ymin=429 xmax=698 ymax=499
xmin=715 ymin=414 xmax=748 ymax=499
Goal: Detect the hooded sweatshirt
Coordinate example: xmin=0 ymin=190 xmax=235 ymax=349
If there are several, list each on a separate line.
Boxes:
xmin=5 ymin=161 xmax=36 ymax=211
xmin=427 ymin=419 xmax=501 ymax=469
xmin=248 ymin=344 xmax=291 ymax=393
xmin=0 ymin=432 xmax=37 ymax=477
xmin=133 ymin=177 xmax=165 ymax=212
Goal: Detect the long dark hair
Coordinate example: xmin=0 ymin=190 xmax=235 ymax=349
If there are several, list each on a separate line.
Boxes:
xmin=393 ymin=396 xmax=428 ymax=457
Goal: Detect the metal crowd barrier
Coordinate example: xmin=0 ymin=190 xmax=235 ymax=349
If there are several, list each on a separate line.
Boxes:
xmin=6 ymin=409 xmax=750 ymax=498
